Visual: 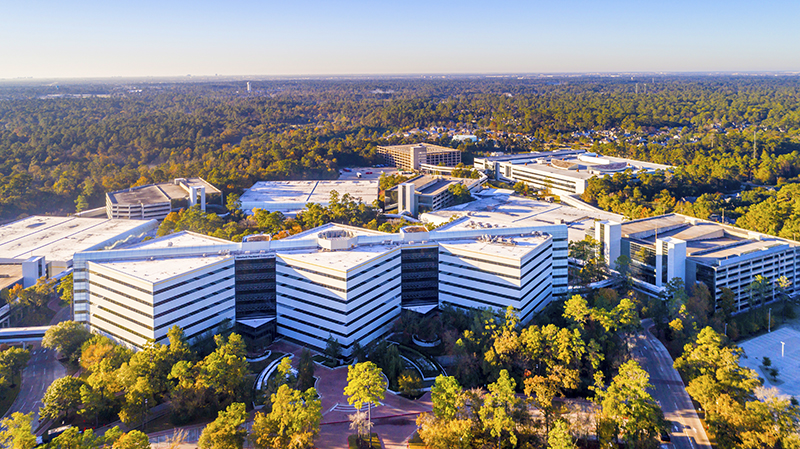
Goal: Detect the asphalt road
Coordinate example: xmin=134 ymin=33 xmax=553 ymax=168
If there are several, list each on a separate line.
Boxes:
xmin=3 ymin=347 xmax=66 ymax=427
xmin=632 ymin=319 xmax=711 ymax=449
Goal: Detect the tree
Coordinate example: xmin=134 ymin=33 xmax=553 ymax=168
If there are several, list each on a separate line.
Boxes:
xmin=112 ymin=431 xmax=151 ymax=449
xmin=198 ymin=333 xmax=249 ymax=406
xmin=343 ymin=362 xmax=386 ymax=445
xmin=40 ymin=376 xmax=86 ymax=422
xmin=251 ymin=385 xmax=321 ymax=449
xmin=41 ymin=320 xmax=91 ymax=364
xmin=398 ymin=370 xmax=422 ymax=397
xmin=548 ymin=420 xmax=576 ymax=449
xmin=57 ymin=273 xmax=74 ymax=306
xmin=479 ymin=369 xmax=519 ymax=448
xmin=447 ymin=183 xmax=473 ymax=205
xmin=296 ymin=350 xmax=315 ymax=391
xmin=198 ymin=402 xmax=248 ymax=449
xmin=0 ymin=347 xmax=30 ymax=389
xmin=595 ymin=360 xmax=662 ymax=447
xmin=0 ymin=412 xmax=36 ymax=449
xmin=324 ymin=335 xmax=342 ymax=366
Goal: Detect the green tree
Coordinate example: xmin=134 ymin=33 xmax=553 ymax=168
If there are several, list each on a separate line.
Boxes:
xmin=41 ymin=320 xmax=92 ymax=364
xmin=595 ymin=360 xmax=662 ymax=447
xmin=0 ymin=347 xmax=30 ymax=390
xmin=479 ymin=369 xmax=519 ymax=448
xmin=447 ymin=183 xmax=473 ymax=205
xmin=324 ymin=335 xmax=342 ymax=366
xmin=548 ymin=420 xmax=576 ymax=449
xmin=397 ymin=370 xmax=422 ymax=397
xmin=40 ymin=376 xmax=86 ymax=422
xmin=198 ymin=333 xmax=249 ymax=405
xmin=343 ymin=362 xmax=386 ymax=445
xmin=0 ymin=412 xmax=36 ymax=449
xmin=57 ymin=273 xmax=74 ymax=307
xmin=431 ymin=375 xmax=464 ymax=421
xmin=112 ymin=431 xmax=151 ymax=449
xmin=296 ymin=350 xmax=315 ymax=391
xmin=251 ymin=385 xmax=321 ymax=449
xmin=198 ymin=402 xmax=248 ymax=449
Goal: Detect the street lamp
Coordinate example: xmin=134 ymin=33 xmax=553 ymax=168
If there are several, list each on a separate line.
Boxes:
xmin=782 ymin=341 xmax=785 ymax=358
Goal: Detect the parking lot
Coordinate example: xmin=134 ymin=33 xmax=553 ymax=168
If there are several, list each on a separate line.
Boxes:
xmin=738 ymin=326 xmax=800 ymax=398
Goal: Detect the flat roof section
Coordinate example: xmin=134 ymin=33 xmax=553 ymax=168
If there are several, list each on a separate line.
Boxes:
xmin=0 ymin=216 xmax=157 ymax=263
xmin=282 ymin=223 xmax=389 ymax=241
xmin=422 ymin=195 xmax=623 ymax=242
xmin=107 ymin=178 xmax=220 ymax=205
xmin=278 ymin=243 xmax=399 ymax=272
xmin=440 ymin=234 xmax=551 ymax=260
xmin=0 ymin=265 xmax=23 ymax=290
xmin=95 ymin=254 xmax=232 ymax=283
xmin=240 ymin=180 xmax=379 ymax=213
xmin=127 ymin=231 xmax=234 ymax=250
xmin=378 ymin=143 xmax=461 ymax=154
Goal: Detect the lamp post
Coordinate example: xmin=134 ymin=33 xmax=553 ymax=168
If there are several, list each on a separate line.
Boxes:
xmin=768 ymin=308 xmax=772 ymax=333
xmin=782 ymin=341 xmax=785 ymax=358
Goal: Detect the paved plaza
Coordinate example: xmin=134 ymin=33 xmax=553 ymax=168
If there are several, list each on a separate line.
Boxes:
xmin=738 ymin=326 xmax=800 ymax=399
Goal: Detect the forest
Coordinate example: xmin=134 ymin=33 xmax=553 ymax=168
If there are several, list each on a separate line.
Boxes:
xmin=2 ymin=75 xmax=800 ymax=238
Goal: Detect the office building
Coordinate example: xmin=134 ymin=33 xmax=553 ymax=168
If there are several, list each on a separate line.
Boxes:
xmin=0 ymin=216 xmax=157 ymax=287
xmin=474 ymin=149 xmax=672 ymax=196
xmin=384 ymin=174 xmax=486 ymax=215
xmin=596 ymin=214 xmax=800 ymax=311
xmin=75 ymin=221 xmax=564 ymax=353
xmin=377 ymin=144 xmax=462 ymax=171
xmin=106 ymin=178 xmax=221 ymax=220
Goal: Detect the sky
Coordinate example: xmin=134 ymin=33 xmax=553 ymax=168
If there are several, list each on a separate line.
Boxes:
xmin=1 ymin=0 xmax=799 ymax=79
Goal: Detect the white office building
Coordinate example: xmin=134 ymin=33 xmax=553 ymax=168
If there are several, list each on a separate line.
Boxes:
xmin=75 ymin=222 xmax=564 ymax=352
xmin=596 ymin=214 xmax=800 ymax=312
xmin=474 ymin=149 xmax=672 ymax=196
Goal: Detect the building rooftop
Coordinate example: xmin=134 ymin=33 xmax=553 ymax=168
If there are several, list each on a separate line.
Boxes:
xmin=107 ymin=178 xmax=220 ymax=205
xmin=478 ymin=149 xmax=672 ymax=177
xmin=0 ymin=265 xmax=23 ymax=290
xmin=94 ymin=254 xmax=232 ymax=283
xmin=240 ymin=180 xmax=379 ymax=214
xmin=281 ymin=223 xmax=389 ymax=241
xmin=620 ymin=214 xmax=800 ymax=265
xmin=439 ymin=234 xmax=551 ymax=260
xmin=0 ymin=216 xmax=157 ymax=263
xmin=388 ymin=174 xmax=482 ymax=196
xmin=422 ymin=195 xmax=624 ymax=242
xmin=127 ymin=231 xmax=233 ymax=250
xmin=278 ymin=243 xmax=399 ymax=272
xmin=378 ymin=143 xmax=460 ymax=154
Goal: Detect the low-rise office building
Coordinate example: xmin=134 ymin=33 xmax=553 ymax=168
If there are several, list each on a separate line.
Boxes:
xmin=106 ymin=178 xmax=221 ymax=220
xmin=474 ymin=149 xmax=672 ymax=196
xmin=384 ymin=174 xmax=486 ymax=215
xmin=75 ymin=222 xmax=564 ymax=353
xmin=596 ymin=214 xmax=800 ymax=311
xmin=378 ymin=143 xmax=462 ymax=171
xmin=0 ymin=216 xmax=157 ymax=287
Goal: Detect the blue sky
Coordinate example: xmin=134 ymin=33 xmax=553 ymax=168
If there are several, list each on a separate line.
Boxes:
xmin=1 ymin=0 xmax=798 ymax=78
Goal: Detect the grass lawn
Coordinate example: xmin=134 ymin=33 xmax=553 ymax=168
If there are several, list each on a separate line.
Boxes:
xmin=0 ymin=374 xmax=22 ymax=417
xmin=348 ymin=433 xmax=381 ymax=449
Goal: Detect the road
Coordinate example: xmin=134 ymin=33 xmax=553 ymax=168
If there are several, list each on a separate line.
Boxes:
xmin=632 ymin=319 xmax=711 ymax=449
xmin=3 ymin=347 xmax=66 ymax=426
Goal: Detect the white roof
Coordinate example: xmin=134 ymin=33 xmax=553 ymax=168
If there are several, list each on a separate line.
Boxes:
xmin=0 ymin=216 xmax=156 ymax=263
xmin=128 ymin=231 xmax=232 ymax=249
xmin=422 ymin=196 xmax=623 ymax=242
xmin=279 ymin=243 xmax=399 ymax=272
xmin=96 ymin=254 xmax=232 ymax=283
xmin=439 ymin=234 xmax=550 ymax=259
xmin=241 ymin=180 xmax=379 ymax=212
xmin=282 ymin=223 xmax=388 ymax=241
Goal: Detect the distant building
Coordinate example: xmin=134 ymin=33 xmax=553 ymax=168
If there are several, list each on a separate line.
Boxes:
xmin=596 ymin=214 xmax=800 ymax=311
xmin=106 ymin=178 xmax=221 ymax=220
xmin=240 ymin=180 xmax=379 ymax=216
xmin=474 ymin=149 xmax=672 ymax=196
xmin=377 ymin=143 xmax=462 ymax=171
xmin=384 ymin=174 xmax=485 ymax=215
xmin=75 ymin=222 xmax=564 ymax=352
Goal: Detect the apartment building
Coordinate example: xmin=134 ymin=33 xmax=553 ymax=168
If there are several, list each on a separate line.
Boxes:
xmin=75 ymin=222 xmax=564 ymax=353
